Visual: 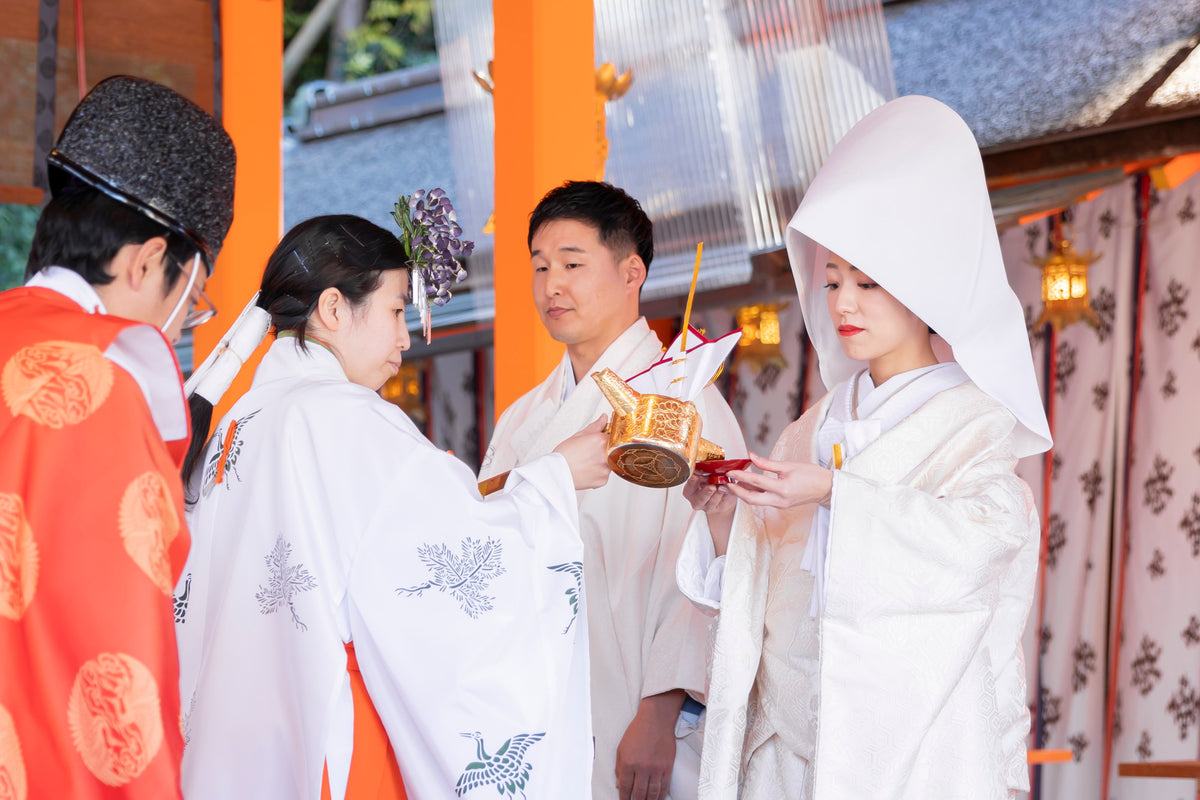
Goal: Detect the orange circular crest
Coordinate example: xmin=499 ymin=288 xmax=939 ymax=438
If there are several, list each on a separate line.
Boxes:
xmin=118 ymin=473 xmax=180 ymax=595
xmin=67 ymin=653 xmax=164 ymax=786
xmin=0 ymin=494 xmax=37 ymax=621
xmin=0 ymin=703 xmax=27 ymax=800
xmin=0 ymin=341 xmax=114 ymax=429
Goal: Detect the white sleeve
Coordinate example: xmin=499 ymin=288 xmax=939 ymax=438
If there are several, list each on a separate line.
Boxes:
xmin=344 ymin=446 xmax=592 ymax=799
xmin=676 ymin=510 xmax=729 ymax=615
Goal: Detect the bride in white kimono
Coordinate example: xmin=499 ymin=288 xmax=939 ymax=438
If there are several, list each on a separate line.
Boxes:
xmin=677 ymin=96 xmax=1053 ymax=799
xmin=176 ymin=215 xmax=609 ymax=800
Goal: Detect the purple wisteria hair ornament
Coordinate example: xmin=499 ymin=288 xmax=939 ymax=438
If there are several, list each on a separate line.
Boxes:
xmin=392 ymin=188 xmax=475 ymax=342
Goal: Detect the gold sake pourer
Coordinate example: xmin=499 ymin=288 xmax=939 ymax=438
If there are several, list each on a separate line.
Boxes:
xmin=592 ymin=368 xmax=724 ymax=488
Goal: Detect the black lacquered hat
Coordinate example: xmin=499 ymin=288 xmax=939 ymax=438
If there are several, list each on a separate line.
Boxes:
xmin=48 ymin=75 xmax=236 ymax=271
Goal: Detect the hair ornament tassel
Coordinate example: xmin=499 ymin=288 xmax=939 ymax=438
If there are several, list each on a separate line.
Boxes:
xmin=412 ymin=267 xmax=431 ymax=344
xmin=184 ymin=291 xmax=272 ymax=404
xmin=392 ymin=188 xmax=474 ymax=345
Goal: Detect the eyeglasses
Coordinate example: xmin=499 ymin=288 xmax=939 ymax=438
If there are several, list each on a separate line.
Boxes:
xmin=166 ymin=253 xmax=219 ymax=331
xmin=183 ymin=283 xmax=217 ymax=329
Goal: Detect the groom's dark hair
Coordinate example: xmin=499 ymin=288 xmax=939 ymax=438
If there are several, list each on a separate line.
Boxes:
xmin=528 ymin=180 xmax=654 ymax=272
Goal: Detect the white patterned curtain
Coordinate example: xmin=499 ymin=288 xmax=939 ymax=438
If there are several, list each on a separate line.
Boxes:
xmin=1003 ymin=182 xmax=1137 ymax=799
xmin=1106 ymin=171 xmax=1200 ymax=800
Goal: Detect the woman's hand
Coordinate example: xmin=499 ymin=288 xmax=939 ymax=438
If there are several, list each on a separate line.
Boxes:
xmin=682 ymin=474 xmax=737 ymax=556
xmin=725 ymin=452 xmax=832 ymax=509
xmin=682 ymin=473 xmax=738 ymax=516
xmin=554 ymin=416 xmax=612 ymax=490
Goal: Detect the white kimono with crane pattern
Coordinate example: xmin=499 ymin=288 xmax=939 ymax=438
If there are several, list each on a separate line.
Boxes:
xmin=176 ymin=337 xmax=592 ymax=800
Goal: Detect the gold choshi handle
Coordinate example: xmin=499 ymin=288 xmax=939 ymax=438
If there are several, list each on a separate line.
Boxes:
xmin=478 ymin=471 xmax=510 ymax=497
xmin=697 ymin=439 xmax=725 ymax=462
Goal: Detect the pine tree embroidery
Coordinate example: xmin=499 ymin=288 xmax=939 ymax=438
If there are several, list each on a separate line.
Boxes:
xmin=547 ymin=562 xmax=583 ymax=634
xmin=1158 ymin=278 xmax=1189 ymax=336
xmin=1079 ymin=461 xmax=1103 ymax=515
xmin=1072 ymin=639 xmax=1097 ymax=693
xmin=1092 ymin=382 xmax=1109 ymax=412
xmin=256 ymin=537 xmax=318 ymax=631
xmin=396 ymin=537 xmax=506 ymax=619
xmin=455 ymin=731 xmax=545 ymax=798
xmin=1143 ymin=455 xmax=1175 ymax=514
xmin=1131 ymin=636 xmax=1163 ymax=696
xmin=1181 ymin=493 xmax=1200 ymax=557
xmin=1167 ymin=675 xmax=1200 ymax=740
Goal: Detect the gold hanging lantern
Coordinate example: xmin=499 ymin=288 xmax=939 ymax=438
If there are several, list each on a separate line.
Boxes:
xmin=380 ymin=362 xmax=426 ymax=425
xmin=734 ymin=303 xmax=788 ymax=373
xmin=1031 ymin=236 xmax=1101 ymax=331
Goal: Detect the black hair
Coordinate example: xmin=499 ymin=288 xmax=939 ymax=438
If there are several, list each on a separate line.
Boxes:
xmin=257 ymin=214 xmax=409 ymax=345
xmin=26 ymin=181 xmax=194 ymax=292
xmin=183 ymin=214 xmax=408 ymax=491
xmin=528 ymin=181 xmax=653 ymax=271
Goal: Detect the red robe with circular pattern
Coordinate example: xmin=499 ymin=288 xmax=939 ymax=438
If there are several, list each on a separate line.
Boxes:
xmin=0 ymin=286 xmax=189 ymax=799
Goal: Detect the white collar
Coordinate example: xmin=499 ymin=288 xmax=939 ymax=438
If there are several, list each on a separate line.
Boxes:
xmin=253 ymin=335 xmax=349 ymax=388
xmin=556 ymin=317 xmax=652 ymax=404
xmin=26 ymin=266 xmax=107 ymax=314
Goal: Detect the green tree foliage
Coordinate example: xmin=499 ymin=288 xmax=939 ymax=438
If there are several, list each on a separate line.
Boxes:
xmin=284 ymin=0 xmax=436 ymax=99
xmin=0 ymin=204 xmax=39 ymax=291
xmin=342 ymin=0 xmax=436 ymax=81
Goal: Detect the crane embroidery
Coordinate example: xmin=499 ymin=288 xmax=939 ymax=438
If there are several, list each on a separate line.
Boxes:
xmin=396 ymin=537 xmax=505 ymax=619
xmin=202 ymin=408 xmax=261 ymax=496
xmin=455 ymin=730 xmax=545 ymax=798
xmin=255 ymin=536 xmax=318 ymax=631
xmin=547 ymin=562 xmax=583 ymax=633
xmin=174 ymin=573 xmax=191 ymax=624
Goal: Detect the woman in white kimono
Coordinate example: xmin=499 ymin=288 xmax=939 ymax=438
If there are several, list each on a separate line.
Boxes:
xmin=677 ymin=96 xmax=1053 ymax=799
xmin=176 ymin=215 xmax=609 ymax=800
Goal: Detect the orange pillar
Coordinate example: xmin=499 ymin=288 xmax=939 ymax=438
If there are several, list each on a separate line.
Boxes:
xmin=492 ymin=0 xmax=595 ymax=416
xmin=193 ymin=0 xmax=283 ymax=421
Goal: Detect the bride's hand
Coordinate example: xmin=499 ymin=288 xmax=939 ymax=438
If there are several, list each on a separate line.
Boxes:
xmin=725 ymin=452 xmax=832 ymax=509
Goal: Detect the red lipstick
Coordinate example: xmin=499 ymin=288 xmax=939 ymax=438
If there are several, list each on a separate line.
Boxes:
xmin=837 ymin=325 xmax=864 ymax=336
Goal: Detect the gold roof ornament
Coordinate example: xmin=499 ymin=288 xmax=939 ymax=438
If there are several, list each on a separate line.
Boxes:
xmin=1031 ymin=235 xmax=1100 ymax=331
xmin=475 ymin=60 xmax=633 ymax=232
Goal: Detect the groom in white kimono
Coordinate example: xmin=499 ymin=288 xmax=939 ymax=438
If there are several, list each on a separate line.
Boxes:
xmin=480 ymin=181 xmax=745 ymax=800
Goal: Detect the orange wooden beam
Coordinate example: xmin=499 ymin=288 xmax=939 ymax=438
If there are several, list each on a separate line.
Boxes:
xmin=193 ymin=0 xmax=283 ymax=421
xmin=1149 ymin=152 xmax=1200 ymax=191
xmin=0 ymin=185 xmax=43 ymax=205
xmin=492 ymin=0 xmax=595 ymax=417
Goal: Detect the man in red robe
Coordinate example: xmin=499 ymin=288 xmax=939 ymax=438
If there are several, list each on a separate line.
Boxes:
xmin=0 ymin=76 xmax=235 ymax=799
